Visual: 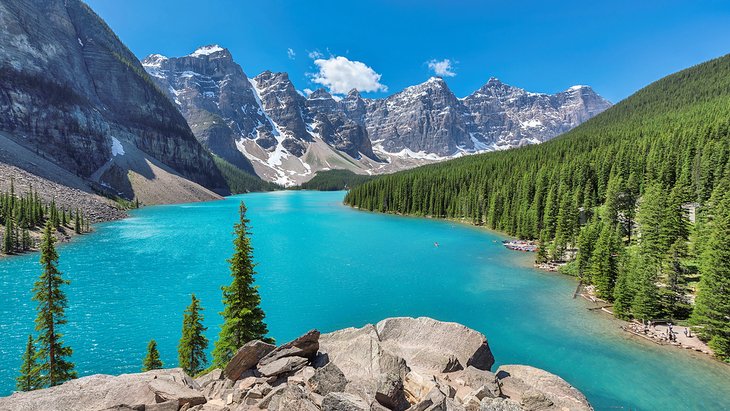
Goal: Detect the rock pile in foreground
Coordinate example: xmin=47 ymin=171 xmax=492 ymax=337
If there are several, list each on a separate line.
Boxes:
xmin=0 ymin=317 xmax=592 ymax=411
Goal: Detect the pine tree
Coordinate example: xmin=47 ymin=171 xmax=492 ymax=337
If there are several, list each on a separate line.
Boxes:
xmin=576 ymin=217 xmax=601 ymax=279
xmin=22 ymin=226 xmax=31 ymax=251
xmin=588 ymin=224 xmax=622 ymax=300
xmin=3 ymin=215 xmax=14 ymax=254
xmin=553 ymin=191 xmax=577 ymax=260
xmin=213 ymin=202 xmax=272 ymax=367
xmin=613 ymin=250 xmax=637 ymax=319
xmin=74 ymin=209 xmax=81 ymax=235
xmin=178 ymin=294 xmax=208 ymax=376
xmin=631 ymin=256 xmax=661 ymax=322
xmin=603 ymin=176 xmax=624 ymax=227
xmin=691 ymin=194 xmax=730 ymax=360
xmin=142 ymin=339 xmax=163 ymax=371
xmin=33 ymin=221 xmax=76 ymax=387
xmin=637 ymin=183 xmax=669 ymax=265
xmin=16 ymin=335 xmax=41 ymax=392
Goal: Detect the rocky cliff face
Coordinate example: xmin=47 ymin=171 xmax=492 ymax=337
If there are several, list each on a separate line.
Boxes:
xmin=0 ymin=0 xmax=227 ymax=203
xmin=143 ymin=47 xmax=610 ymax=187
xmin=364 ymin=78 xmax=472 ymax=156
xmin=0 ymin=317 xmax=592 ymax=411
xmin=461 ymin=78 xmax=611 ymax=150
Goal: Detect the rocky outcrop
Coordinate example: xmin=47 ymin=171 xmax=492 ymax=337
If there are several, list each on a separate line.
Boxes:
xmin=0 ymin=0 xmax=227 ymax=204
xmin=0 ymin=317 xmax=592 ymax=411
xmin=0 ymin=368 xmax=204 ymax=411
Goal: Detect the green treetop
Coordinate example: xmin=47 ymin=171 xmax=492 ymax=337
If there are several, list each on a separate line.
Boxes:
xmin=142 ymin=339 xmax=163 ymax=371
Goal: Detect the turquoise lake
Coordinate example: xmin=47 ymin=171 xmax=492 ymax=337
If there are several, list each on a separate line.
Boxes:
xmin=1 ymin=191 xmax=729 ymax=409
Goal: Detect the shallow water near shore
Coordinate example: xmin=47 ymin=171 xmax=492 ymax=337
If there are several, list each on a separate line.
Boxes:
xmin=0 ymin=191 xmax=728 ymax=409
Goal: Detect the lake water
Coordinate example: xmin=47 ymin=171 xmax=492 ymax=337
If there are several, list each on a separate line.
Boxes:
xmin=0 ymin=191 xmax=728 ymax=409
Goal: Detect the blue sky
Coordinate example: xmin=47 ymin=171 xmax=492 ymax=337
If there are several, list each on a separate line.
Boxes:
xmin=86 ymin=0 xmax=730 ymax=102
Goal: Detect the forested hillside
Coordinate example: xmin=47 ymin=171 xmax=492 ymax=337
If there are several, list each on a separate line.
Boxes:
xmin=297 ymin=170 xmax=374 ymax=191
xmin=345 ymin=54 xmax=730 ymax=360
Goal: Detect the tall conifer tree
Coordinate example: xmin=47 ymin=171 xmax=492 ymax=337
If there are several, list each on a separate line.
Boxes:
xmin=16 ymin=335 xmax=41 ymax=392
xmin=691 ymin=194 xmax=730 ymax=359
xmin=213 ymin=202 xmax=272 ymax=367
xmin=142 ymin=339 xmax=163 ymax=371
xmin=178 ymin=294 xmax=208 ymax=375
xmin=33 ymin=221 xmax=76 ymax=387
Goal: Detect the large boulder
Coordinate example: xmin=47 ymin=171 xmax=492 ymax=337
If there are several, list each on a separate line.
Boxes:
xmin=495 ymin=365 xmax=592 ymax=411
xmin=257 ymin=330 xmax=320 ymax=371
xmin=374 ymin=372 xmax=409 ymax=411
xmin=0 ymin=369 xmax=204 ymax=411
xmin=321 ymin=392 xmax=369 ymax=411
xmin=376 ymin=317 xmax=495 ymax=373
xmin=308 ymin=362 xmax=348 ymax=396
xmin=264 ymin=384 xmax=319 ymax=411
xmin=258 ymin=356 xmax=309 ymax=377
xmin=319 ymin=324 xmax=410 ymax=401
xmin=223 ymin=340 xmax=276 ymax=381
xmin=319 ymin=325 xmax=411 ymax=383
xmin=479 ymin=397 xmax=525 ymax=411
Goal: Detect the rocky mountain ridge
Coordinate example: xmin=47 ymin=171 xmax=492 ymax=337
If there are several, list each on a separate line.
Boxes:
xmin=142 ymin=46 xmax=611 ymax=186
xmin=0 ymin=317 xmax=592 ymax=411
xmin=0 ymin=0 xmax=228 ymax=205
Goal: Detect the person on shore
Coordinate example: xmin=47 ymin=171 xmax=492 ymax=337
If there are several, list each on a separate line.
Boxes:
xmin=684 ymin=328 xmax=688 ymax=337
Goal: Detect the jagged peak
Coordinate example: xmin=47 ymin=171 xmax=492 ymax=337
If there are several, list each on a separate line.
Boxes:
xmin=346 ymin=89 xmax=362 ymax=99
xmin=426 ymin=76 xmax=447 ymax=84
xmin=405 ymin=76 xmax=449 ymax=92
xmin=565 ymin=85 xmax=593 ymax=93
xmin=256 ymin=70 xmax=290 ymax=81
xmin=308 ymin=88 xmax=333 ymax=100
xmin=140 ymin=54 xmax=168 ymax=67
xmin=189 ymin=44 xmax=227 ymax=58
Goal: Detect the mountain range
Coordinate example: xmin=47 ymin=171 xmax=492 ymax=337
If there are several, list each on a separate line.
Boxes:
xmin=142 ymin=46 xmax=611 ymax=186
xmin=0 ymin=0 xmax=610 ymax=205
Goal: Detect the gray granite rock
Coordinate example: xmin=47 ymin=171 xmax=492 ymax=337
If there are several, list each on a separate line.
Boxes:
xmin=321 ymin=392 xmax=370 ymax=411
xmin=495 ymin=365 xmax=592 ymax=411
xmin=308 ymin=362 xmax=348 ymax=395
xmin=0 ymin=368 xmax=202 ymax=411
xmin=375 ymin=317 xmax=495 ymax=373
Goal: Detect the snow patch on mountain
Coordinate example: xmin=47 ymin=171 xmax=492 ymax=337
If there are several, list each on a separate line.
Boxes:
xmin=190 ymin=45 xmax=224 ymax=57
xmin=110 ymin=137 xmax=124 ymax=157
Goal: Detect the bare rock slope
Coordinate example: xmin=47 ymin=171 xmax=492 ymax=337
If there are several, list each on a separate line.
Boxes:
xmin=0 ymin=0 xmax=227 ymax=204
xmin=0 ymin=317 xmax=592 ymax=411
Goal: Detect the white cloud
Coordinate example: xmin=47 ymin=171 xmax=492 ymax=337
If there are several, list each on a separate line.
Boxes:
xmin=302 ymin=88 xmax=314 ymax=96
xmin=287 ymin=48 xmax=296 ymax=60
xmin=307 ymin=50 xmax=323 ymax=59
xmin=427 ymin=59 xmax=456 ymax=77
xmin=311 ymin=56 xmax=387 ymax=94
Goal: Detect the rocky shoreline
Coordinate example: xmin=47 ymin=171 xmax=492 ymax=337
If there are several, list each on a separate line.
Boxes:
xmin=0 ymin=317 xmax=592 ymax=411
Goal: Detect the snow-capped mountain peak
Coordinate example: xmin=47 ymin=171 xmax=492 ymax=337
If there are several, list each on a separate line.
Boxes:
xmin=189 ymin=44 xmax=226 ymax=57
